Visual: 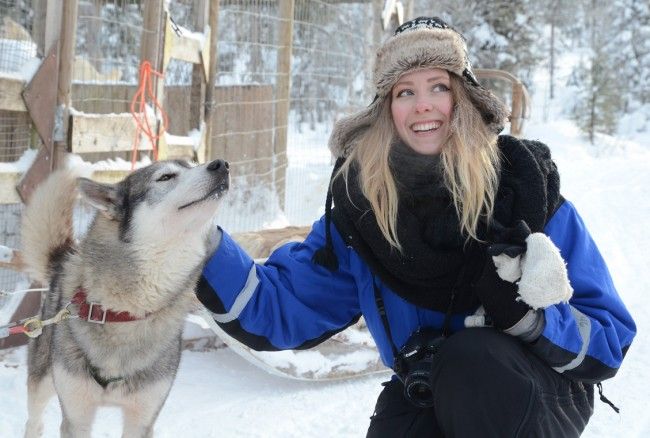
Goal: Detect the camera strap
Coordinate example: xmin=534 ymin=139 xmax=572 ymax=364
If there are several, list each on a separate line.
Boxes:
xmin=372 ymin=280 xmax=457 ymax=359
xmin=372 ymin=280 xmax=400 ymax=360
xmin=371 ymin=252 xmax=472 ymax=365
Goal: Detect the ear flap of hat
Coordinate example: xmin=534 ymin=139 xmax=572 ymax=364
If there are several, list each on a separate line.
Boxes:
xmin=328 ymin=97 xmax=384 ymax=158
xmin=462 ymin=82 xmax=510 ymax=134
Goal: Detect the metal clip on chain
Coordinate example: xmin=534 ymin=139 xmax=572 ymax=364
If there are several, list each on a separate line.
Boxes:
xmin=21 ymin=305 xmax=75 ymax=338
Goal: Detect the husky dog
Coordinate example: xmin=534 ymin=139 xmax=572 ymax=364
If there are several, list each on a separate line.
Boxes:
xmin=21 ymin=159 xmax=229 ymax=438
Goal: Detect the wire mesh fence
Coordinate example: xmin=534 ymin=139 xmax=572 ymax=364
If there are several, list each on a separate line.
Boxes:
xmin=0 ymin=0 xmax=380 ymax=337
xmin=212 ymin=0 xmax=375 ymax=233
xmin=75 ymin=1 xmax=145 ymax=88
xmin=285 ymin=0 xmax=374 ymax=225
xmin=0 ymin=0 xmax=36 ymax=163
xmin=0 ymin=0 xmax=35 ymax=73
xmin=0 ymin=0 xmax=378 ymax=297
xmin=210 ymin=0 xmax=287 ymax=232
xmin=0 ymin=203 xmax=29 ymax=324
xmin=0 ymin=1 xmax=35 ymax=306
xmin=72 ymin=0 xmax=147 ymax=164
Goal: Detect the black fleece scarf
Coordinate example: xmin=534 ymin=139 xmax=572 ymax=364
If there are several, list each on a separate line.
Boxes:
xmin=326 ymin=135 xmax=561 ymax=313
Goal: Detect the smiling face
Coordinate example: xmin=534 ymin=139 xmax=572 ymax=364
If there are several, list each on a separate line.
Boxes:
xmin=390 ymin=68 xmax=453 ymax=155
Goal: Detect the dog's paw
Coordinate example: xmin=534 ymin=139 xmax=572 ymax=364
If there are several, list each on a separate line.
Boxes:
xmin=516 ymin=233 xmax=573 ymax=309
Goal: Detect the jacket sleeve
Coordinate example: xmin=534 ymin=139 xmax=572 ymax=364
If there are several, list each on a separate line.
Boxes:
xmin=533 ymin=200 xmax=636 ymax=383
xmin=196 ymin=217 xmax=361 ymax=351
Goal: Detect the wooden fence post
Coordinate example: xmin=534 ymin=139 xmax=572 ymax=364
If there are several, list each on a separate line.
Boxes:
xmin=140 ymin=0 xmax=166 ymax=160
xmin=16 ymin=0 xmax=71 ymax=202
xmin=511 ymin=82 xmax=524 ymax=137
xmin=190 ymin=0 xmax=208 ymax=163
xmin=274 ymin=0 xmax=294 ymax=211
xmin=56 ymin=0 xmax=77 ymax=112
xmin=205 ymin=0 xmax=220 ymax=163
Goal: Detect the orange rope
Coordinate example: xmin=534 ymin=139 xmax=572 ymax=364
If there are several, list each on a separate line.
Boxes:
xmin=130 ymin=61 xmax=169 ymax=169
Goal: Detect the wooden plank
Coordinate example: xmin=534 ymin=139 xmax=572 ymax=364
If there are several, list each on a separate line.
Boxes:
xmin=511 ymin=83 xmax=524 ymax=137
xmin=205 ymin=0 xmax=220 ymax=161
xmin=48 ymin=0 xmax=76 ymax=188
xmin=141 ymin=0 xmax=166 ymax=160
xmin=200 ymin=25 xmax=211 ymax=84
xmin=141 ymin=0 xmax=164 ymax=66
xmin=70 ymin=112 xmax=153 ymax=154
xmin=474 ymin=68 xmax=530 ymax=137
xmin=33 ymin=0 xmax=47 ymax=55
xmin=188 ymin=1 xmax=208 ymax=162
xmin=167 ymin=24 xmax=202 ymax=65
xmin=2 ymin=169 xmax=135 ymax=204
xmin=23 ymin=45 xmax=59 ymax=154
xmin=0 ymin=172 xmax=21 ymax=204
xmin=44 ymin=0 xmax=63 ymax=56
xmin=195 ymin=122 xmax=207 ymax=163
xmin=0 ymin=244 xmax=25 ymax=271
xmin=57 ymin=0 xmax=77 ymax=108
xmin=274 ymin=0 xmax=294 ymax=209
xmin=0 ymin=77 xmax=27 ymax=112
xmin=15 ymin=146 xmax=53 ymax=203
xmin=71 ymin=83 xmax=136 ymax=114
xmin=474 ymin=68 xmax=521 ymax=83
xmin=210 ymin=85 xmax=274 ymax=185
xmin=162 ymin=11 xmax=210 ymax=82
xmin=165 ymin=86 xmax=192 ymax=134
xmin=159 ymin=133 xmax=193 ymax=161
xmin=91 ymin=169 xmax=132 ymax=184
xmin=232 ymin=226 xmax=311 ymax=260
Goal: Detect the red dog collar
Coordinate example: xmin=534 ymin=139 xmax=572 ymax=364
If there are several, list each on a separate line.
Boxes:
xmin=71 ymin=288 xmax=145 ymax=323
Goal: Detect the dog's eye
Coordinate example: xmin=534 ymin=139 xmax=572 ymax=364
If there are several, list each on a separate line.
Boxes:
xmin=157 ymin=173 xmax=177 ymax=182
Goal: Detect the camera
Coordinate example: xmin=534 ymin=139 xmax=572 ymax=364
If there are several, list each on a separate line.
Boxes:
xmin=394 ymin=327 xmax=446 ymax=408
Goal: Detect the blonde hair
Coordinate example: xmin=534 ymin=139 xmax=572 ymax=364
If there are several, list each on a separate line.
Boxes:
xmin=335 ymin=73 xmax=500 ymax=250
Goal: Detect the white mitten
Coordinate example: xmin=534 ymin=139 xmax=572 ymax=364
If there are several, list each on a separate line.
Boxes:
xmin=492 ymin=253 xmax=522 ymax=282
xmin=515 ymin=233 xmax=573 ymax=309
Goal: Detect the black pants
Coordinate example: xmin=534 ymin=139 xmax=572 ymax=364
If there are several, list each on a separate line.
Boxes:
xmin=367 ymin=328 xmax=593 ymax=438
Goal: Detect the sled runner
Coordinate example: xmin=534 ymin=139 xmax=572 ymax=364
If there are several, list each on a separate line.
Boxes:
xmin=191 ymin=309 xmax=388 ymax=381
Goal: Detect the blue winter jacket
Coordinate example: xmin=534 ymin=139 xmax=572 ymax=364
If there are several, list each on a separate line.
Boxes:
xmin=196 ymin=199 xmax=636 ymax=384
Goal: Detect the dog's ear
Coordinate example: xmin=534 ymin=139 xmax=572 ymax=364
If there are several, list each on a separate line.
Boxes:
xmin=77 ymin=178 xmax=120 ymax=220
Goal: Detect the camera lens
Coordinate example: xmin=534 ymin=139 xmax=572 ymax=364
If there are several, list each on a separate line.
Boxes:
xmin=395 ymin=328 xmax=445 ymax=408
xmin=403 ymin=367 xmax=435 ymax=408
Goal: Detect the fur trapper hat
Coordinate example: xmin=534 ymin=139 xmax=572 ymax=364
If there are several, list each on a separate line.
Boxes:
xmin=328 ymin=17 xmax=509 ymax=158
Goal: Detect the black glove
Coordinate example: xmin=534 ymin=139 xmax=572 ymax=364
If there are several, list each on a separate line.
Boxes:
xmin=487 ymin=220 xmax=531 ymax=258
xmin=474 ymin=258 xmax=531 ymax=330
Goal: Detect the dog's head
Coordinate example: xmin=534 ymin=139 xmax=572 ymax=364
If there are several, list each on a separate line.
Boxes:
xmin=77 ymin=159 xmax=229 ymax=242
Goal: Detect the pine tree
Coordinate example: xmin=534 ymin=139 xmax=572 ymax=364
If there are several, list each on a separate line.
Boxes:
xmin=624 ymin=0 xmax=650 ymax=108
xmin=570 ymin=0 xmax=625 ymax=142
xmin=414 ymin=0 xmax=544 ymax=88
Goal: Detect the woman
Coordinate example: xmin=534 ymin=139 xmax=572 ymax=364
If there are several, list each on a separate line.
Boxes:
xmin=196 ymin=17 xmax=635 ymax=437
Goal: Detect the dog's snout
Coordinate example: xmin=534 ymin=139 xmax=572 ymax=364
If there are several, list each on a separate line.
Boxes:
xmin=208 ymin=159 xmax=229 ymax=172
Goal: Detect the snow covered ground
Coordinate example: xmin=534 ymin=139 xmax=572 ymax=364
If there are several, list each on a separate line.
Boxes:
xmin=1 ymin=72 xmax=649 ymax=437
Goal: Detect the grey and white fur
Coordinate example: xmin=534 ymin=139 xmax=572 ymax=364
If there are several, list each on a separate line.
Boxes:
xmin=21 ymin=158 xmax=229 ymax=438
